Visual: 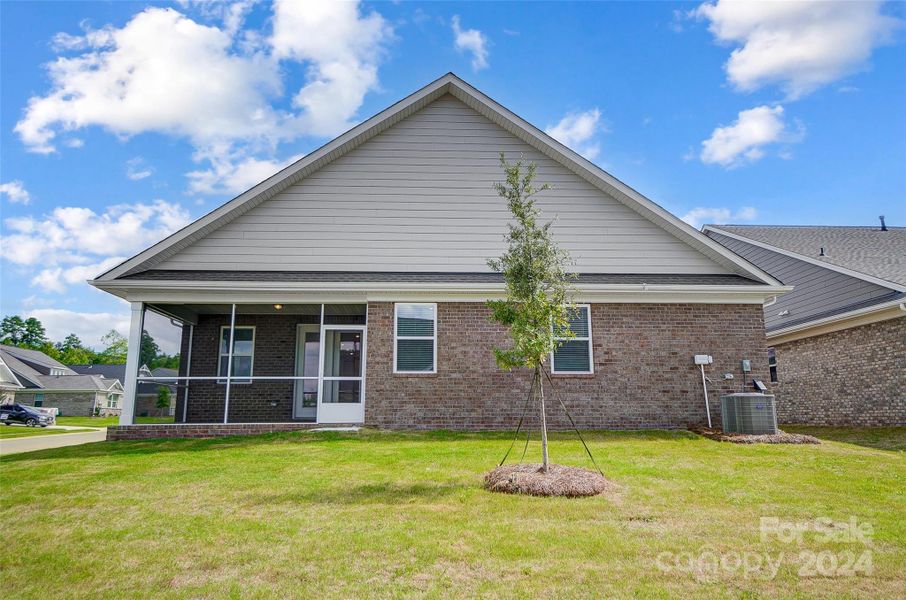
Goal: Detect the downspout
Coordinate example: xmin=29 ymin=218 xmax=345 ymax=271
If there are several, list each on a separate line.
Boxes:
xmin=763 ymin=295 xmax=778 ymax=308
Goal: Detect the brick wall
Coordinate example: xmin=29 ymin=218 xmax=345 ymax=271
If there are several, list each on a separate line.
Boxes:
xmin=16 ymin=391 xmax=98 ymax=417
xmin=772 ymin=317 xmax=906 ymax=426
xmin=106 ymin=422 xmax=350 ymax=441
xmin=365 ymin=302 xmax=771 ymax=430
xmin=175 ymin=314 xmax=301 ymax=423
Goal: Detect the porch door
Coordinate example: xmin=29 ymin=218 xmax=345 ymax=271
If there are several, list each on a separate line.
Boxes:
xmin=317 ymin=326 xmax=366 ymax=424
xmin=293 ymin=324 xmax=320 ymax=421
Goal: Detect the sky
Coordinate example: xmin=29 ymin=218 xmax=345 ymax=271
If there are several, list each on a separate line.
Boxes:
xmin=1 ymin=0 xmax=905 ymax=349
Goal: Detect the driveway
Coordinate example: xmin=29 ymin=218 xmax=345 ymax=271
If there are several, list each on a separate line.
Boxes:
xmin=0 ymin=429 xmax=107 ymax=456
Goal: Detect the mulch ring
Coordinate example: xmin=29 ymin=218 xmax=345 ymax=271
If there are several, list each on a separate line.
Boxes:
xmin=692 ymin=427 xmax=820 ymax=445
xmin=484 ymin=463 xmax=614 ymax=497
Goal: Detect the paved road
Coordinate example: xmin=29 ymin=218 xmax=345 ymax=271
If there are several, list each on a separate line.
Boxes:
xmin=0 ymin=429 xmax=107 ymax=456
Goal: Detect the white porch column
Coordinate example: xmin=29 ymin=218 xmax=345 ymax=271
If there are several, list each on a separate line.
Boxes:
xmin=120 ymin=302 xmax=145 ymax=426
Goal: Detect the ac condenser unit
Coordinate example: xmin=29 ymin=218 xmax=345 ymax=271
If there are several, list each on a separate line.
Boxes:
xmin=721 ymin=393 xmax=777 ymax=435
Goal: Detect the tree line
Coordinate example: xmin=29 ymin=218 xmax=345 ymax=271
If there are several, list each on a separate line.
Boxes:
xmin=0 ymin=315 xmax=179 ymax=369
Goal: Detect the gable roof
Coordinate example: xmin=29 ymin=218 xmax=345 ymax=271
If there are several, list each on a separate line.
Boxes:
xmin=0 ymin=355 xmax=23 ymax=390
xmin=0 ymin=344 xmax=76 ymax=374
xmin=704 ymin=225 xmax=906 ymax=291
xmin=0 ymin=350 xmax=44 ymax=387
xmin=93 ymin=73 xmax=780 ymax=287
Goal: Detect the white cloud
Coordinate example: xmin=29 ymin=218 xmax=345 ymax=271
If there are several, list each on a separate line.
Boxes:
xmin=700 ymin=105 xmax=801 ymax=168
xmin=452 ymin=15 xmax=489 ymax=71
xmin=1 ymin=200 xmax=190 ymax=292
xmin=271 ymin=0 xmax=394 ymax=137
xmin=15 ymin=7 xmax=282 ymax=155
xmin=681 ymin=206 xmax=758 ymax=228
xmin=0 ymin=181 xmax=31 ymax=204
xmin=24 ymin=309 xmax=130 ymax=349
xmin=16 ymin=2 xmax=394 ymax=195
xmin=186 ymin=152 xmax=304 ymax=196
xmin=126 ymin=156 xmax=153 ymax=181
xmin=545 ymin=108 xmax=604 ymax=160
xmin=695 ymin=0 xmax=901 ymax=99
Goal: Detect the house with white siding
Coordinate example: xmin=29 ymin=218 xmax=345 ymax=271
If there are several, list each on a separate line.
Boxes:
xmin=91 ymin=74 xmax=790 ymax=439
xmin=705 ymin=224 xmax=905 ymax=426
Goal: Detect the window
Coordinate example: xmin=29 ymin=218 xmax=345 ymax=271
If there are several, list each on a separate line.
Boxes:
xmin=107 ymin=394 xmax=117 ymax=408
xmin=551 ymin=305 xmax=593 ymax=374
xmin=768 ymin=348 xmax=778 ymax=383
xmin=218 ymin=326 xmax=255 ymax=383
xmin=34 ymin=394 xmax=44 ymax=407
xmin=394 ymin=303 xmax=436 ymax=373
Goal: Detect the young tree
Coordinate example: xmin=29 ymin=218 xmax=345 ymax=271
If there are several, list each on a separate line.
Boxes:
xmin=156 ymin=386 xmax=171 ymax=410
xmin=487 ymin=154 xmax=576 ymax=473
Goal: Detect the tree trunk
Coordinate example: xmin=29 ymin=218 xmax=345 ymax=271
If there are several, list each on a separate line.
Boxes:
xmin=537 ymin=365 xmax=549 ymax=473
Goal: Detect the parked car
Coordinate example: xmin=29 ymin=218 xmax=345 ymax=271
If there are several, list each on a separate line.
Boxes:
xmin=0 ymin=403 xmax=51 ymax=427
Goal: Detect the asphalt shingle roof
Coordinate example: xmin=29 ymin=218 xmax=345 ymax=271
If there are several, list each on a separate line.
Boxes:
xmin=709 ymin=225 xmax=906 ymax=288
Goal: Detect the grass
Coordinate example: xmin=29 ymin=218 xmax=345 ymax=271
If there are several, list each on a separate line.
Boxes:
xmin=1 ymin=427 xmax=904 ymax=598
xmin=55 ymin=416 xmax=175 ymax=428
xmin=0 ymin=425 xmax=95 ymax=439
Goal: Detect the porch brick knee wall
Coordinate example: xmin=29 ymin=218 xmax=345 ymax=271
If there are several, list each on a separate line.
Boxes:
xmin=771 ymin=317 xmax=906 ymax=426
xmin=365 ymin=302 xmax=771 ymax=430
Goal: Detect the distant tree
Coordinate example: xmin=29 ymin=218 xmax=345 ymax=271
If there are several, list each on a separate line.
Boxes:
xmin=486 ymin=154 xmax=577 ymax=474
xmin=149 ymin=354 xmax=181 ymax=370
xmin=156 ymin=386 xmax=171 ymax=410
xmin=97 ymin=330 xmax=128 ymax=364
xmin=140 ymin=330 xmax=161 ymax=367
xmin=21 ymin=318 xmax=48 ymax=348
xmin=60 ymin=333 xmax=83 ymax=352
xmin=1 ymin=315 xmax=48 ymax=348
xmin=0 ymin=316 xmax=26 ymax=345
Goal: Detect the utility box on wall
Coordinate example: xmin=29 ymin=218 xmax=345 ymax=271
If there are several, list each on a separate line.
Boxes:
xmin=721 ymin=393 xmax=778 ymax=435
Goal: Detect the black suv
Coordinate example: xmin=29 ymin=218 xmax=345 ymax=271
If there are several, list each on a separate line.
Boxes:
xmin=0 ymin=403 xmax=50 ymax=427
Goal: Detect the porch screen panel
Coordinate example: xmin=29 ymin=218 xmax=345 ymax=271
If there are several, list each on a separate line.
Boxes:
xmin=395 ymin=304 xmax=436 ymax=373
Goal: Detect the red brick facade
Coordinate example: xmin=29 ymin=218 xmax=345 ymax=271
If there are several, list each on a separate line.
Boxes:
xmin=167 ymin=302 xmax=772 ymax=432
xmin=772 ymin=317 xmax=906 ymax=426
xmin=366 ymin=302 xmax=771 ymax=430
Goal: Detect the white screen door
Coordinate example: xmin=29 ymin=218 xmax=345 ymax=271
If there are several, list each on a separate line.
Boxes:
xmin=317 ymin=325 xmax=366 ymax=423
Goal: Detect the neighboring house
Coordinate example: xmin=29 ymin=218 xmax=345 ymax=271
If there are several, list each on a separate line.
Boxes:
xmin=91 ymin=73 xmax=789 ymax=438
xmin=70 ymin=364 xmax=177 ymax=418
xmin=0 ymin=354 xmax=24 ymax=403
xmin=0 ymin=345 xmax=125 ymax=416
xmin=705 ymin=224 xmax=905 ymax=426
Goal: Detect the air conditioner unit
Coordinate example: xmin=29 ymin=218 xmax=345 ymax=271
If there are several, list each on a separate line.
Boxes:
xmin=721 ymin=393 xmax=777 ymax=435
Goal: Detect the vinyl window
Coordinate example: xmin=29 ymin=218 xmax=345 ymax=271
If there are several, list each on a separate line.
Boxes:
xmin=218 ymin=326 xmax=255 ymax=383
xmin=394 ymin=303 xmax=437 ymax=373
xmin=551 ymin=305 xmax=593 ymax=374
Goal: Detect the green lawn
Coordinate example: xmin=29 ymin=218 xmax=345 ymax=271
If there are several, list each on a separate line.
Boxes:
xmin=54 ymin=416 xmax=175 ymax=428
xmin=0 ymin=425 xmax=95 ymax=439
xmin=1 ymin=428 xmax=903 ymax=598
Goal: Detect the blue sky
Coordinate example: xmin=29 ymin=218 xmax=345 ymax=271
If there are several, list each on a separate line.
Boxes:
xmin=1 ymin=0 xmax=904 ymax=348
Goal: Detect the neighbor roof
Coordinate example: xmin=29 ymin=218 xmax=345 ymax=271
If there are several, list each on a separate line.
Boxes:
xmin=0 ymin=344 xmax=75 ymax=374
xmin=706 ymin=225 xmax=906 ymax=289
xmin=36 ymin=374 xmax=123 ymax=392
xmin=93 ymin=73 xmax=780 ymax=288
xmin=0 ymin=349 xmax=45 ymax=387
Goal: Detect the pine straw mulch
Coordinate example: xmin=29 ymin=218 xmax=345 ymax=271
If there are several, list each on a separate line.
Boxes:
xmin=484 ymin=463 xmax=614 ymax=497
xmin=692 ymin=427 xmax=821 ymax=445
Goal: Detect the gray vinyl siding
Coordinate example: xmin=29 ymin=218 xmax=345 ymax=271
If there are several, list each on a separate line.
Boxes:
xmin=157 ymin=95 xmax=729 ymax=274
xmin=707 ymin=232 xmax=896 ymax=330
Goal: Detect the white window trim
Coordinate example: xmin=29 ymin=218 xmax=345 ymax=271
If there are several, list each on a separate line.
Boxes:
xmin=393 ymin=302 xmax=437 ymax=374
xmin=217 ymin=325 xmax=256 ymax=384
xmin=550 ymin=304 xmax=594 ymax=375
